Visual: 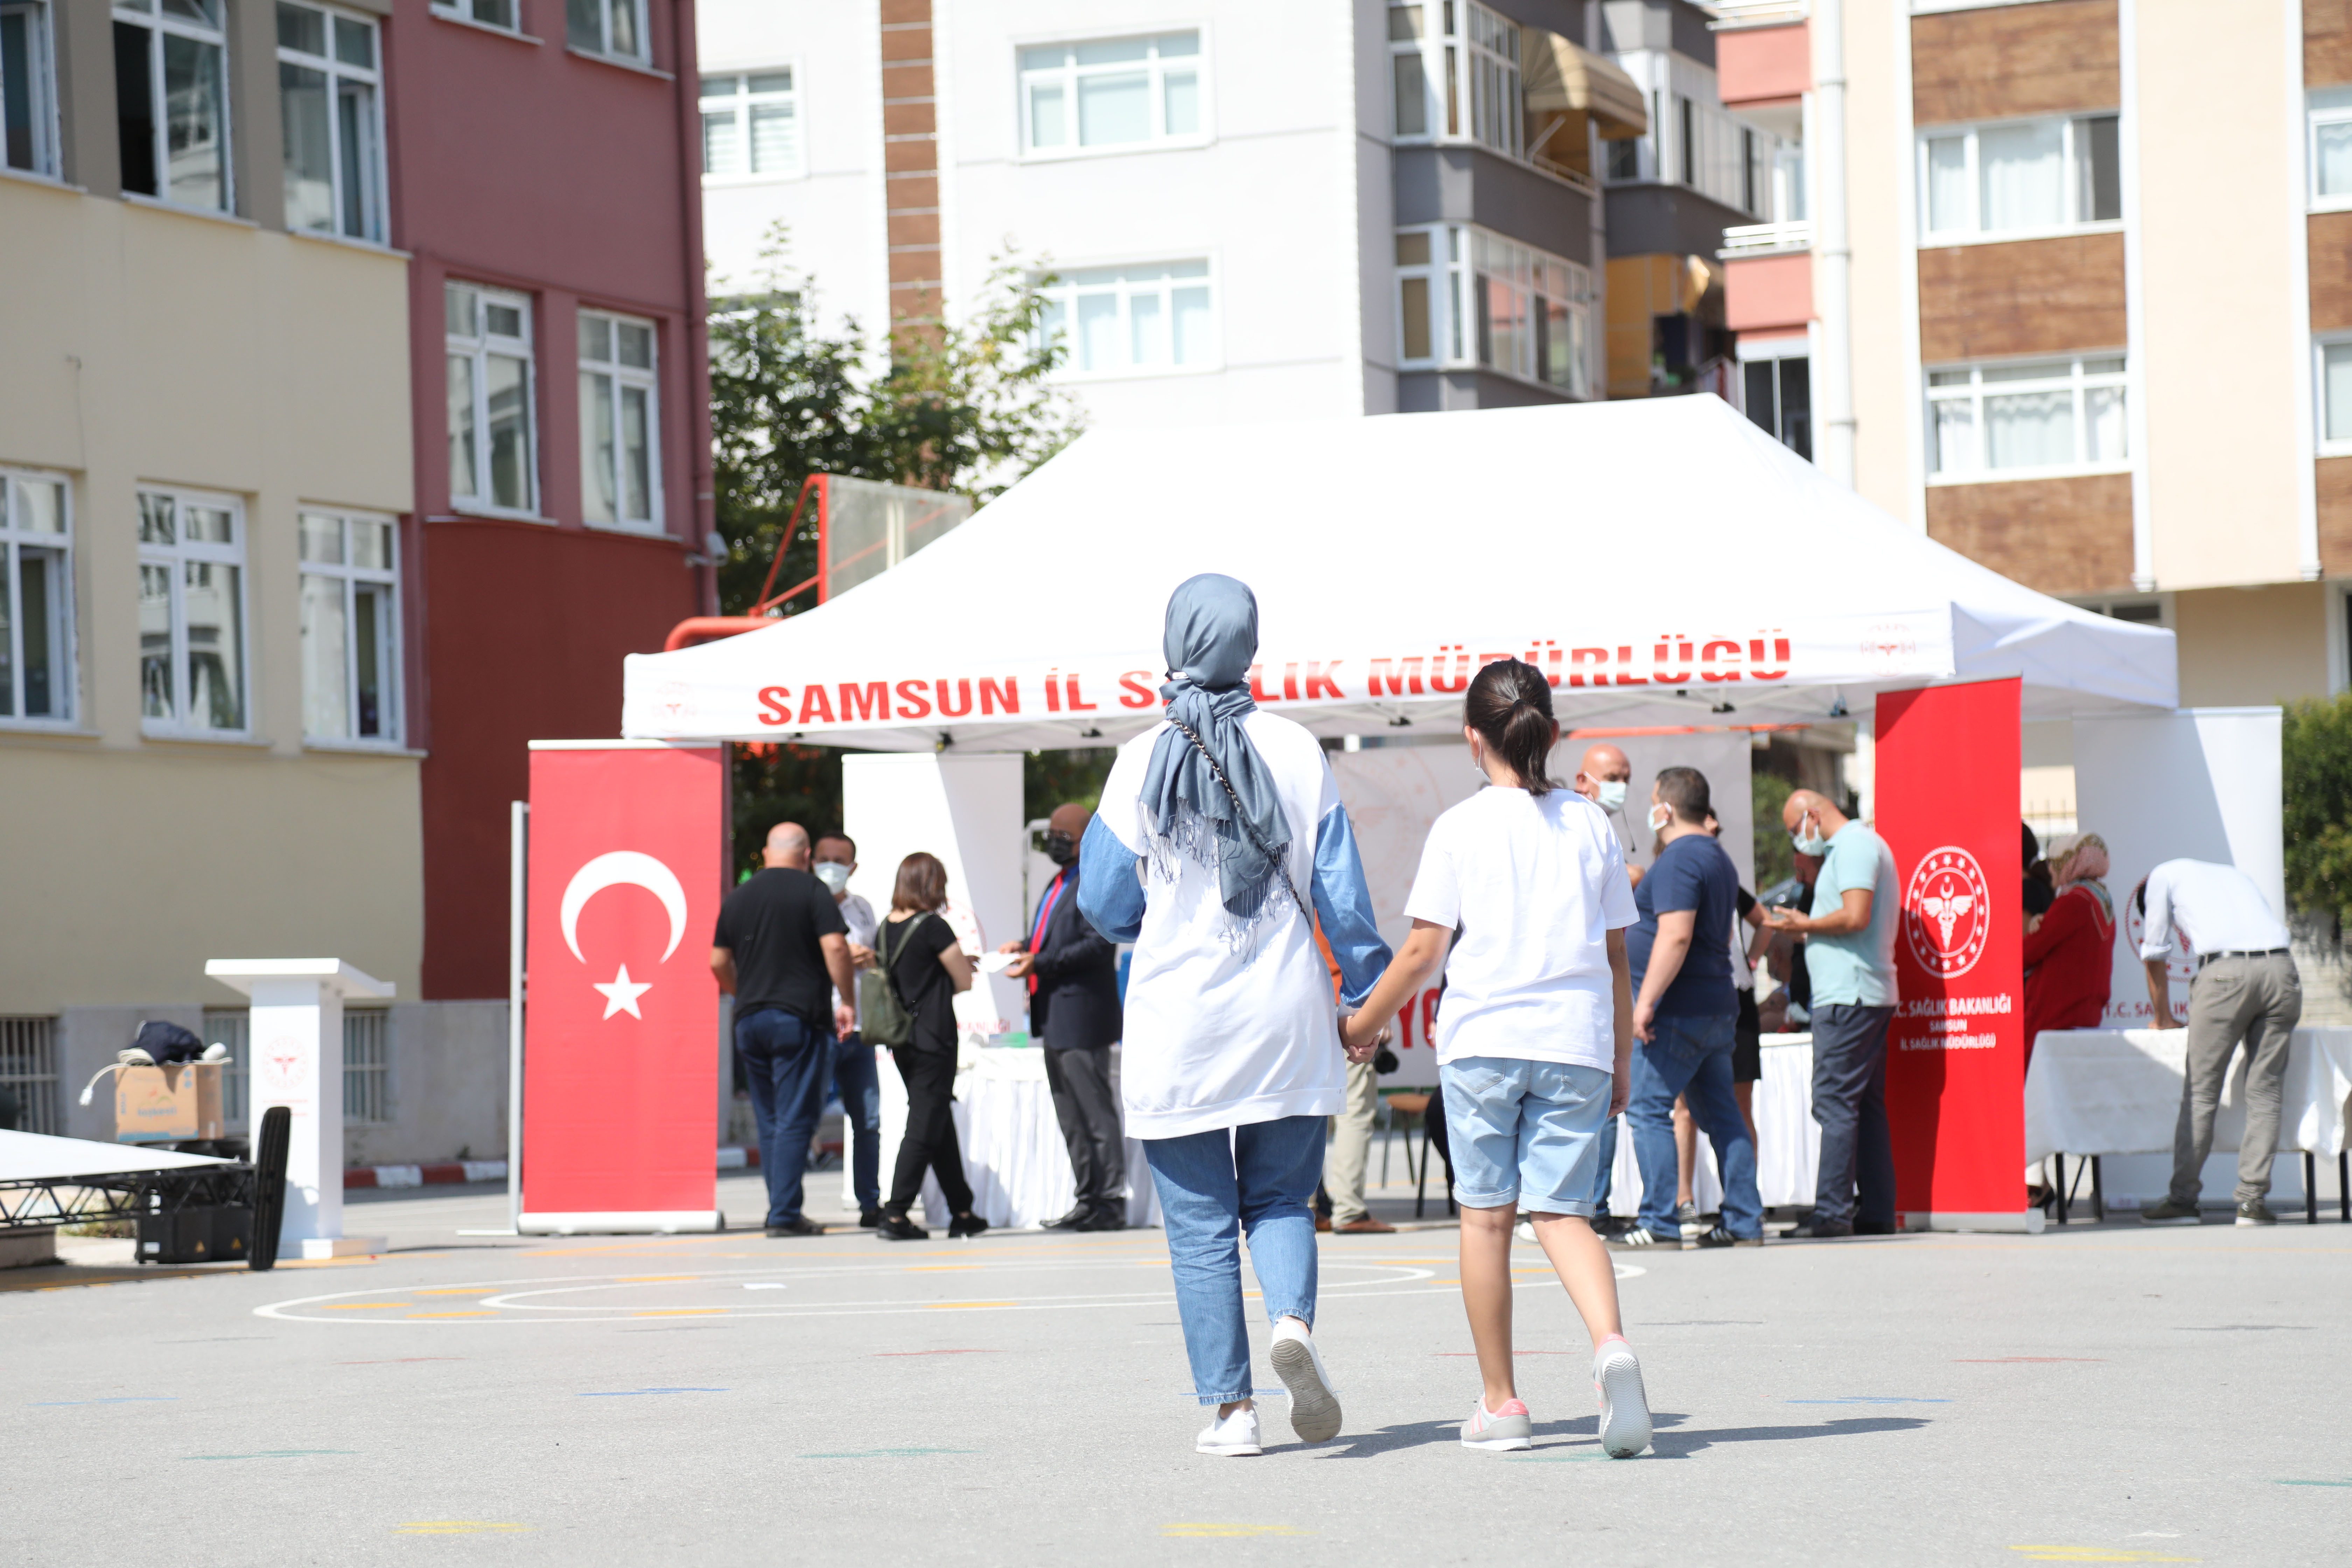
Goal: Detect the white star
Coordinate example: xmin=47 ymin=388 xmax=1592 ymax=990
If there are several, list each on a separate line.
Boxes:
xmin=592 ymin=963 xmax=653 ymax=1020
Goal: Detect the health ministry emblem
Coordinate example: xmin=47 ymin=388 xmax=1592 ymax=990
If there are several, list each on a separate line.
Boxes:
xmin=560 ymin=851 xmax=689 ymax=1020
xmin=1904 ymin=846 xmax=1990 ymax=979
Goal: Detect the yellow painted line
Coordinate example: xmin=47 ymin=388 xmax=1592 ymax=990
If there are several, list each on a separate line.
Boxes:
xmin=631 ymin=1309 xmax=728 ymax=1317
xmin=926 ymin=1301 xmax=1018 ymax=1310
xmin=404 ymin=1311 xmax=495 ymax=1319
xmin=321 ymin=1303 xmax=406 ymax=1310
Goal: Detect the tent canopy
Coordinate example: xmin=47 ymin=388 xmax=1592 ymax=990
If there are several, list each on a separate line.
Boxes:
xmin=623 ymin=397 xmax=2176 ymax=752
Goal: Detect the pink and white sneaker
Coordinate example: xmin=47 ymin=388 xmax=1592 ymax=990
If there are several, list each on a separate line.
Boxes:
xmin=1460 ymin=1396 xmax=1534 ymax=1451
xmin=1593 ymin=1335 xmax=1651 ymax=1458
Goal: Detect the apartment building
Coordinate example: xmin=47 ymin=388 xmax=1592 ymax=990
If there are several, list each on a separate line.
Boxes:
xmin=697 ymin=0 xmax=1673 ymax=429
xmin=0 ymin=0 xmax=708 ymax=1161
xmin=1715 ymin=0 xmax=2350 ymax=810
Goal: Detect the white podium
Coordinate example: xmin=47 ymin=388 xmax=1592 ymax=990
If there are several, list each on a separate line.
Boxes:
xmin=205 ymin=958 xmax=393 ymax=1260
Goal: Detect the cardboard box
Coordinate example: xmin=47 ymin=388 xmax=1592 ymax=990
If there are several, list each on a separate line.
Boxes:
xmin=114 ymin=1062 xmax=224 ymax=1143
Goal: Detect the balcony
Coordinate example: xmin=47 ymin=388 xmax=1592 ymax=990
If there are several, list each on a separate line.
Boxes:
xmin=1720 ymin=219 xmax=1814 ymax=258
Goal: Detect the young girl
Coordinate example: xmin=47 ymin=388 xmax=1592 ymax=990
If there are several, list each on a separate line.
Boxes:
xmin=1342 ymin=658 xmax=1651 ymax=1458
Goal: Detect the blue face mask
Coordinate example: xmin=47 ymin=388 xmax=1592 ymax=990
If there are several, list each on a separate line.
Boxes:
xmin=1592 ymin=779 xmax=1628 ymax=813
xmin=1791 ymin=814 xmax=1830 ymax=857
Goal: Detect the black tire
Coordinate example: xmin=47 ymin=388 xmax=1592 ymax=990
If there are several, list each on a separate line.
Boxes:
xmin=248 ymin=1105 xmax=290 ymax=1271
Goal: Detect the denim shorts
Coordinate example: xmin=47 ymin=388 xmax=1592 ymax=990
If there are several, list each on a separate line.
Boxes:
xmin=1441 ymin=1055 xmax=1614 ymax=1214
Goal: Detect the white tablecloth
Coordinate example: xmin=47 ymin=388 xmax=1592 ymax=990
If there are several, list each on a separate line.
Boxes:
xmin=2023 ymin=1027 xmax=2352 ymax=1163
xmin=853 ymin=1045 xmax=1161 ymax=1230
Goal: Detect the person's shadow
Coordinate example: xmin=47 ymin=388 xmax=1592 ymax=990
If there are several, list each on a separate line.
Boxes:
xmin=1306 ymin=1410 xmax=1928 ymax=1460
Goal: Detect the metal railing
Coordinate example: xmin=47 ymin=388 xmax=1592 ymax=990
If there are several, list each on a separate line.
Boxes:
xmin=204 ymin=1007 xmax=251 ymax=1130
xmin=0 ymin=1016 xmax=59 ymax=1136
xmin=1721 ymin=219 xmax=1814 ymax=255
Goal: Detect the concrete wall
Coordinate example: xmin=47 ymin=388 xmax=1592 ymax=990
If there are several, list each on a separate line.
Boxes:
xmin=2174 ymin=583 xmax=2332 ymax=707
xmin=1841 ymin=0 xmax=1917 ymax=526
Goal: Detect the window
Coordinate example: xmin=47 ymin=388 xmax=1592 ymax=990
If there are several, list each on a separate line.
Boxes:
xmin=1742 ymin=355 xmax=1812 ymax=461
xmin=113 ymin=0 xmax=231 ymax=211
xmin=445 ymin=281 xmax=538 ymax=515
xmin=578 ymin=310 xmax=660 ymax=529
xmin=0 ymin=468 xmax=72 ymax=724
xmin=276 ymin=1 xmax=385 ymax=243
xmin=2 ymin=0 xmax=58 ymax=176
xmin=1396 ymin=225 xmax=1590 ymax=395
xmin=567 ymin=0 xmax=645 ymax=62
xmin=1035 ymin=261 xmax=1216 ymax=377
xmin=1926 ymin=356 xmax=2128 ymax=480
xmin=1919 ymin=114 xmax=2120 ymax=241
xmin=700 ymin=70 xmax=801 ymax=179
xmin=137 ymin=488 xmax=247 ymax=734
xmin=430 ymin=0 xmax=517 ymax=29
xmin=299 ymin=509 xmax=399 ymax=743
xmin=1019 ymin=32 xmax=1203 ymax=156
xmin=2311 ymin=88 xmax=2352 ymax=209
xmin=1387 ymin=0 xmax=1520 ymax=160
xmin=2317 ymin=337 xmax=2352 ymax=454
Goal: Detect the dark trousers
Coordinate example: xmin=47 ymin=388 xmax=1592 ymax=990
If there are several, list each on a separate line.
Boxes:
xmin=1809 ymin=1002 xmax=1897 ymax=1228
xmin=888 ymin=1044 xmax=973 ymax=1216
xmin=833 ymin=1032 xmax=882 ymax=1214
xmin=1044 ymin=1045 xmax=1125 ymax=1211
xmin=737 ymin=1008 xmax=834 ymax=1227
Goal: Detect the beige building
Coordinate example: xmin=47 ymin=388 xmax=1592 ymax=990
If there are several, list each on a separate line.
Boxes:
xmin=0 ymin=0 xmax=456 ymax=1158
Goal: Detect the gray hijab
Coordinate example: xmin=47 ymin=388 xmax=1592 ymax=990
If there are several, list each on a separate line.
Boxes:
xmin=1139 ymin=574 xmax=1293 ymax=933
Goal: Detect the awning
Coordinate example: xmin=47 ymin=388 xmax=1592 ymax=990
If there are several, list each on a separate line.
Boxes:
xmin=1524 ymin=31 xmax=1649 ymax=140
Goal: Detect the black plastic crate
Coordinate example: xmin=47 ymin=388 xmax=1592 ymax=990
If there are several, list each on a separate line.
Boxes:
xmin=136 ymin=1205 xmax=252 ymax=1265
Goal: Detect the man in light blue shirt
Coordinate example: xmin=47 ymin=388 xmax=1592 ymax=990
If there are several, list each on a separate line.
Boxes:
xmin=1764 ymin=789 xmax=1900 ymax=1237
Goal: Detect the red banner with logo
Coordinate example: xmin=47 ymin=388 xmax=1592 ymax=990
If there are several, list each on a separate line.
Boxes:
xmin=1875 ymin=679 xmax=2026 ymax=1223
xmin=523 ymin=744 xmax=724 ymax=1225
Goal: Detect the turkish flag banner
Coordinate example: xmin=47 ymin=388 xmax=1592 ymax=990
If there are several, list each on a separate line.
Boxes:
xmin=522 ymin=743 xmax=724 ymax=1230
xmin=1875 ymin=679 xmax=2029 ymax=1227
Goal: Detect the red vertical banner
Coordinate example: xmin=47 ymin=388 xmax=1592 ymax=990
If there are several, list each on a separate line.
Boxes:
xmin=1874 ymin=679 xmax=2029 ymax=1227
xmin=523 ymin=743 xmax=724 ymax=1229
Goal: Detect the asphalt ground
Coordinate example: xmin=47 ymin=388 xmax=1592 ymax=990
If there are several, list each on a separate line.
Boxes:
xmin=4 ymin=1174 xmax=2347 ymax=1567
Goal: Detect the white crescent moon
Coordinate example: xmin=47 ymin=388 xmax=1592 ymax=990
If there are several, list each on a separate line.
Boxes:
xmin=560 ymin=851 xmax=689 ymax=964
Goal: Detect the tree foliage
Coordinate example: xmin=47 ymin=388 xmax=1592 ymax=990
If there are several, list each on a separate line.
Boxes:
xmin=708 ymin=231 xmax=1085 ymax=875
xmin=2283 ymin=692 xmax=2352 ymax=923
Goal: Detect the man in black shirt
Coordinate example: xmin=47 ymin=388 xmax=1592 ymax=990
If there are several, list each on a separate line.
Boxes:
xmin=711 ymin=822 xmax=858 ymax=1237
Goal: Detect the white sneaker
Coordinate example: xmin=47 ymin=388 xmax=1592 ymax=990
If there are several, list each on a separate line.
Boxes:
xmin=1460 ymin=1395 xmax=1533 ymax=1451
xmin=1195 ymin=1404 xmax=1263 ymax=1456
xmin=1268 ymin=1318 xmax=1343 ymax=1443
xmin=1593 ymin=1336 xmax=1651 ymax=1458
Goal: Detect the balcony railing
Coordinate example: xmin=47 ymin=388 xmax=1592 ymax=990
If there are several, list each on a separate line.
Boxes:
xmin=1720 ymin=219 xmax=1814 ymax=256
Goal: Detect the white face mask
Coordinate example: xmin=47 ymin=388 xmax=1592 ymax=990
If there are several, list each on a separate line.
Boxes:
xmin=1791 ymin=814 xmax=1830 ymax=857
xmin=1593 ymin=779 xmax=1628 ymax=813
xmin=1647 ymin=802 xmax=1673 ymax=832
xmin=813 ymin=861 xmax=852 ymax=896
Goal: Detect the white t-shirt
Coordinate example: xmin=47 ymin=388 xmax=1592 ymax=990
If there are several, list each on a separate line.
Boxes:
xmin=1096 ymin=712 xmax=1346 ymax=1139
xmin=1403 ymin=786 xmax=1639 ymax=1070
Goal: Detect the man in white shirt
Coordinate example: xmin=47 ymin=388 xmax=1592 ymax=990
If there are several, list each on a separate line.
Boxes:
xmin=2133 ymin=859 xmax=2302 ymax=1227
xmin=814 ymin=832 xmax=883 ymax=1227
xmin=1574 ymin=742 xmax=1637 ymax=1236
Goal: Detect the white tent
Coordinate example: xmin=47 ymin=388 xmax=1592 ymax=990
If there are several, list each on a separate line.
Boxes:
xmin=622 ymin=397 xmax=2176 ymax=749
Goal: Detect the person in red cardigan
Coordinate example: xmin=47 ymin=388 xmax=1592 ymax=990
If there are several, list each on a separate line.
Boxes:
xmin=2022 ymin=834 xmax=2117 ymax=1066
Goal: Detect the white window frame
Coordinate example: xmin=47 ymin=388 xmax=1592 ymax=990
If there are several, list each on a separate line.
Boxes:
xmin=1394 ymin=223 xmax=1592 ymax=397
xmin=1387 ymin=0 xmax=1521 ymax=162
xmin=2309 ymin=87 xmax=2352 ymax=213
xmin=2069 ymin=592 xmax=2172 ymax=630
xmin=111 ymin=0 xmax=234 ymax=213
xmin=2315 ymin=334 xmax=2352 ymax=457
xmin=698 ymin=65 xmax=804 ymax=184
xmin=1032 ymin=257 xmax=1220 ymax=381
xmin=275 ymin=0 xmax=388 ymax=244
xmin=445 ymin=280 xmax=541 ymax=519
xmin=1923 ymin=354 xmax=2131 ymax=485
xmin=577 ymin=308 xmax=664 ymax=532
xmin=0 ymin=465 xmax=75 ymax=728
xmin=298 ymin=507 xmax=401 ymax=746
xmin=1015 ymin=29 xmax=1210 ymax=162
xmin=428 ymin=0 xmax=520 ymax=33
xmin=0 ymin=0 xmax=61 ymax=179
xmin=136 ymin=485 xmax=251 ymax=738
xmin=566 ymin=0 xmax=648 ymax=64
xmin=1916 ymin=112 xmax=2122 ymax=246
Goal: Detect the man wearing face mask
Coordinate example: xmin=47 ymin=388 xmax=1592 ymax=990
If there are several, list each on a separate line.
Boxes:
xmin=1000 ymin=802 xmax=1128 ymax=1230
xmin=1573 ymin=741 xmax=1640 ymax=1234
xmin=1764 ymin=789 xmax=1900 ymax=1238
xmin=813 ymin=833 xmax=884 ymax=1227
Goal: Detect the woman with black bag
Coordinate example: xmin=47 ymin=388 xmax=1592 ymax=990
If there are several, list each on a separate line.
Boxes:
xmin=867 ymin=852 xmax=988 ymax=1241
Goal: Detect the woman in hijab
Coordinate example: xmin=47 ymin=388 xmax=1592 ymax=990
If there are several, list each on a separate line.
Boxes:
xmin=2022 ymin=832 xmax=2116 ymax=1067
xmin=1077 ymin=574 xmax=1391 ymax=1458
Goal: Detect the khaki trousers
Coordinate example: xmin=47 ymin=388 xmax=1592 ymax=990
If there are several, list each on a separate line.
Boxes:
xmin=1323 ymin=1059 xmax=1380 ymax=1225
xmin=2170 ymin=952 xmax=2302 ymax=1205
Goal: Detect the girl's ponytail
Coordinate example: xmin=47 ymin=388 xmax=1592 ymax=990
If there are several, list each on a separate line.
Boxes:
xmin=1464 ymin=658 xmax=1561 ymax=796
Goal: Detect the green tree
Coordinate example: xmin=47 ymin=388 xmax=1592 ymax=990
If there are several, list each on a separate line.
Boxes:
xmin=709 ymin=231 xmax=1084 ymax=875
xmin=1752 ymin=769 xmax=1796 ymax=890
xmin=2283 ymin=692 xmax=2352 ymax=924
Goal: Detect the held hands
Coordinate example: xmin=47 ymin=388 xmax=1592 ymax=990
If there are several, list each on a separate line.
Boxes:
xmin=1338 ymin=1009 xmax=1390 ymax=1064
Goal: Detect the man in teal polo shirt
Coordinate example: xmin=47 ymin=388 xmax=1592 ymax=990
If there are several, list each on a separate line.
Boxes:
xmin=1764 ymin=789 xmax=1900 ymax=1237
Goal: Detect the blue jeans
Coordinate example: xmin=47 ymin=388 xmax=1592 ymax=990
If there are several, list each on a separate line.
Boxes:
xmin=1590 ymin=1116 xmax=1619 ymax=1214
xmin=1143 ymin=1115 xmax=1324 ymax=1406
xmin=832 ymin=1032 xmax=881 ymax=1214
xmin=1809 ymin=1003 xmax=1896 ymax=1228
xmin=737 ymin=1008 xmax=834 ymax=1227
xmin=1630 ymin=1012 xmax=1762 ymax=1240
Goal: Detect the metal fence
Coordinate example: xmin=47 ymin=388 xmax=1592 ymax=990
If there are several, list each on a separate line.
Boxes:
xmin=202 ymin=1008 xmax=251 ymax=1130
xmin=200 ymin=1007 xmax=391 ymax=1129
xmin=0 ymin=1016 xmax=60 ymax=1135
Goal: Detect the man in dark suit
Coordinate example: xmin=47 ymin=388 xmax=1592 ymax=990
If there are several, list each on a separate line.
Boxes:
xmin=1000 ymin=802 xmax=1126 ymax=1231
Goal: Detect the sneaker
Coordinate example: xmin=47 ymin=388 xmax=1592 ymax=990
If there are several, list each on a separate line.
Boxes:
xmin=1689 ymin=1225 xmax=1762 ymax=1248
xmin=1611 ymin=1228 xmax=1677 ymax=1247
xmin=1592 ymin=1336 xmax=1651 ymax=1458
xmin=875 ymin=1214 xmax=928 ymax=1241
xmin=1196 ymin=1404 xmax=1263 ymax=1457
xmin=2235 ymin=1199 xmax=2278 ymax=1227
xmin=858 ymin=1209 xmax=886 ymax=1230
xmin=1460 ymin=1396 xmax=1533 ymax=1452
xmin=1673 ymin=1200 xmax=1700 ymax=1231
xmin=1268 ymin=1319 xmax=1343 ymax=1443
xmin=2140 ymin=1197 xmax=2202 ymax=1226
xmin=1783 ymin=1218 xmax=1854 ymax=1239
xmin=947 ymin=1212 xmax=990 ymax=1239
xmin=1590 ymin=1214 xmax=1633 ymax=1240
xmin=764 ymin=1217 xmax=825 ymax=1238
